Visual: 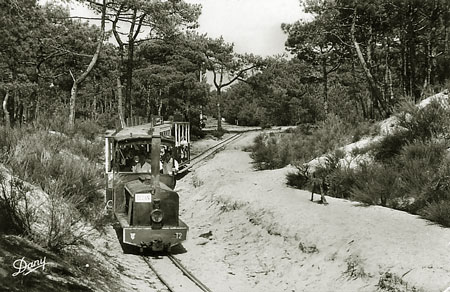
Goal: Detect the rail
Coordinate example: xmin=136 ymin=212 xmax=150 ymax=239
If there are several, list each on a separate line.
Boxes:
xmin=167 ymin=254 xmax=212 ymax=292
xmin=178 ymin=133 xmax=242 ymax=174
xmin=142 ymin=256 xmax=176 ymax=292
xmin=142 ymin=254 xmax=213 ymax=292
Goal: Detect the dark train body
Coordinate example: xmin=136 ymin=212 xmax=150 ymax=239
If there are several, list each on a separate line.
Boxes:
xmin=104 ymin=118 xmax=190 ymax=251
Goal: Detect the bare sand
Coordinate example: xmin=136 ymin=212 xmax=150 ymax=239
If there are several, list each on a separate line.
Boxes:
xmin=174 ymin=131 xmax=450 ymax=292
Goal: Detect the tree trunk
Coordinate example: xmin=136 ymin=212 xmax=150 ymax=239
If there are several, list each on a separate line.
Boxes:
xmin=400 ymin=32 xmax=407 ymax=96
xmin=3 ymin=91 xmax=10 ymax=128
xmin=93 ymin=93 xmax=97 ymax=119
xmin=69 ymin=81 xmax=78 ymax=125
xmin=422 ymin=31 xmax=432 ymax=96
xmin=216 ymin=88 xmax=222 ymax=131
xmin=158 ymin=99 xmax=162 ymax=117
xmin=407 ymin=4 xmax=419 ymax=101
xmin=351 ymin=56 xmax=367 ymax=119
xmin=351 ymin=12 xmax=387 ymax=118
xmin=116 ymin=76 xmax=126 ymax=128
xmin=145 ymin=89 xmax=151 ymax=118
xmin=125 ymin=8 xmax=138 ymax=119
xmin=322 ymin=57 xmax=328 ymax=116
xmin=68 ymin=0 xmax=106 ymax=128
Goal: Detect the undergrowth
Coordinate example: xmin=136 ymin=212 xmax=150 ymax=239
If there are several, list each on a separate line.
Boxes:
xmin=0 ymin=118 xmax=105 ymax=252
xmin=253 ymin=96 xmax=450 ymax=227
xmin=248 ymin=115 xmax=377 ymax=170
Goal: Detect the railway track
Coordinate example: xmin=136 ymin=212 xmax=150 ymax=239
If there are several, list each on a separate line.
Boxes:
xmin=143 ymin=133 xmax=244 ymax=292
xmin=142 ymin=254 xmax=212 ymax=292
xmin=178 ymin=132 xmax=243 ymax=174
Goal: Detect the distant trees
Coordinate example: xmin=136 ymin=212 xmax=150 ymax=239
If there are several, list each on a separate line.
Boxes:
xmin=199 ymin=37 xmax=263 ymax=130
xmin=134 ymin=33 xmax=209 ymax=125
xmin=0 ymin=0 xmax=105 ymax=127
xmin=0 ymin=0 xmax=205 ymax=129
xmin=283 ymin=0 xmax=450 ymax=121
xmin=222 ymin=57 xmax=323 ymax=126
xmin=219 ymin=0 xmax=450 ymax=127
xmin=105 ymin=0 xmax=201 ymax=125
xmin=68 ymin=0 xmax=106 ymax=127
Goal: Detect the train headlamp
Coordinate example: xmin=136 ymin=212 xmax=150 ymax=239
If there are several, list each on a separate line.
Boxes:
xmin=151 ymin=209 xmax=164 ymax=223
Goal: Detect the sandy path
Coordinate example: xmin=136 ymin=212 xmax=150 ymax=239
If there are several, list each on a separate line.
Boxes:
xmin=174 ymin=131 xmax=450 ymax=292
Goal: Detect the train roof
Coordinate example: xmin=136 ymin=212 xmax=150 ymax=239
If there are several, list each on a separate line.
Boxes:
xmin=106 ymin=122 xmax=173 ymax=142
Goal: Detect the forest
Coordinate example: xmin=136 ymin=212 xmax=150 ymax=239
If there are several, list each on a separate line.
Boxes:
xmin=1 ymin=0 xmax=449 ymax=131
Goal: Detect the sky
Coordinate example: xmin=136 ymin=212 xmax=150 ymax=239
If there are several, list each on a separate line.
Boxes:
xmin=45 ymin=0 xmax=309 ymax=57
xmin=184 ymin=0 xmax=310 ymax=57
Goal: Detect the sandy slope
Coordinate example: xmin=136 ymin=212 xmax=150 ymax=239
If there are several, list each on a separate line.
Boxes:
xmin=175 ymin=131 xmax=450 ymax=292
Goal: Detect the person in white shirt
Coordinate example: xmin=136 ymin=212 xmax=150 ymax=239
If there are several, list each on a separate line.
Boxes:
xmin=162 ymin=153 xmax=179 ymax=175
xmin=132 ymin=154 xmax=152 ymax=173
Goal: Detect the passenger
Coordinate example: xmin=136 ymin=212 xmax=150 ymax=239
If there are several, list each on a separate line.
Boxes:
xmin=132 ymin=154 xmax=152 ymax=173
xmin=162 ymin=153 xmax=179 ymax=175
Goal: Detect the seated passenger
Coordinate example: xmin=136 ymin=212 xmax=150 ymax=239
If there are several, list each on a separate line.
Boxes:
xmin=132 ymin=154 xmax=152 ymax=173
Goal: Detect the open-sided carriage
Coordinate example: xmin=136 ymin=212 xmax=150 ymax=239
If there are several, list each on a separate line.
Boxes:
xmin=104 ymin=117 xmax=191 ymax=251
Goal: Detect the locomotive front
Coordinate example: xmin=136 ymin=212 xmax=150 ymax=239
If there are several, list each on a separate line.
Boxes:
xmin=105 ymin=121 xmax=190 ymax=252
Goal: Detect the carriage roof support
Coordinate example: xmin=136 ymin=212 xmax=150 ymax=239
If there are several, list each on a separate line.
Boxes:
xmin=151 ymin=129 xmax=161 ymax=194
xmin=174 ymin=122 xmax=190 ymax=147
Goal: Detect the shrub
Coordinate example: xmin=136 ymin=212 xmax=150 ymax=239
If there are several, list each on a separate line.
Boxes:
xmin=0 ymin=126 xmax=26 ymax=164
xmin=393 ymin=141 xmax=447 ymax=211
xmin=73 ymin=119 xmax=104 ymax=141
xmin=190 ymin=124 xmax=206 ymax=140
xmin=4 ymin=128 xmax=104 ymax=225
xmin=350 ymin=163 xmax=398 ymax=207
xmin=63 ymin=134 xmax=104 ymax=162
xmin=311 ymin=114 xmax=351 ymax=155
xmin=351 ymin=120 xmax=378 ymax=142
xmin=420 ymin=200 xmax=450 ymax=227
xmin=327 ymin=167 xmax=357 ymax=199
xmin=249 ymin=133 xmax=289 ymax=170
xmin=210 ymin=128 xmax=228 ymax=139
xmin=397 ymin=98 xmax=450 ymax=142
xmin=372 ymin=131 xmax=411 ymax=163
xmin=0 ymin=174 xmax=36 ymax=236
xmin=250 ymin=134 xmax=278 ymax=169
xmin=286 ymin=165 xmax=309 ymax=189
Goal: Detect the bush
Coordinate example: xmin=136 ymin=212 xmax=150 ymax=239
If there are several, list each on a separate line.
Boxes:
xmin=40 ymin=180 xmax=90 ymax=252
xmin=286 ymin=166 xmax=309 ymax=189
xmin=190 ymin=124 xmax=206 ymax=140
xmin=64 ymin=134 xmax=104 ymax=162
xmin=210 ymin=128 xmax=228 ymax=139
xmin=249 ymin=133 xmax=291 ymax=170
xmin=350 ymin=163 xmax=398 ymax=207
xmin=249 ymin=134 xmax=279 ymax=169
xmin=397 ymin=98 xmax=450 ymax=142
xmin=310 ymin=114 xmax=351 ymax=155
xmin=351 ymin=120 xmax=378 ymax=142
xmin=420 ymin=200 xmax=450 ymax=227
xmin=0 ymin=174 xmax=36 ymax=236
xmin=327 ymin=167 xmax=357 ymax=199
xmin=1 ymin=125 xmax=105 ymax=227
xmin=73 ymin=120 xmax=104 ymax=141
xmin=393 ymin=142 xmax=447 ymax=211
xmin=372 ymin=131 xmax=410 ymax=163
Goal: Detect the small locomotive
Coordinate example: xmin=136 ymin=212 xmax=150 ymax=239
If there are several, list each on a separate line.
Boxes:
xmin=104 ymin=117 xmax=190 ymax=252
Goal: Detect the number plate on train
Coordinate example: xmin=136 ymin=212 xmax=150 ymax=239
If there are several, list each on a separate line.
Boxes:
xmin=135 ymin=193 xmax=152 ymax=203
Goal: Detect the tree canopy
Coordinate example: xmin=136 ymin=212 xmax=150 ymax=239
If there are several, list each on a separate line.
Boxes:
xmin=1 ymin=0 xmax=449 ymax=130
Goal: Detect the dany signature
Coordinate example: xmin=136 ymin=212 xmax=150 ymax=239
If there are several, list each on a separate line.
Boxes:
xmin=12 ymin=256 xmax=47 ymax=276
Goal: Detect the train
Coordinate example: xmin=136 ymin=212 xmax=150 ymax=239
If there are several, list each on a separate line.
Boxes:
xmin=104 ymin=116 xmax=191 ymax=252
